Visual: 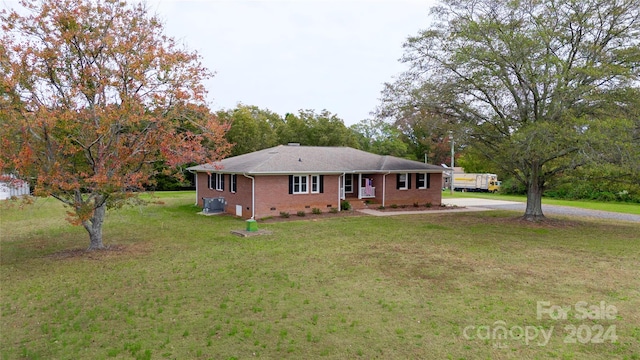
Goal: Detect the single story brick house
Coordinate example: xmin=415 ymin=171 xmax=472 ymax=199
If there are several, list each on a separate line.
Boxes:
xmin=187 ymin=144 xmax=444 ymax=219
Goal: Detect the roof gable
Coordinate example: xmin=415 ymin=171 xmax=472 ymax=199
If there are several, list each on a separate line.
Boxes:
xmin=188 ymin=145 xmax=443 ymax=174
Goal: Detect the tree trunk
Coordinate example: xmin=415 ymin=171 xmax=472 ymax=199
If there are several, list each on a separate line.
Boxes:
xmin=83 ymin=200 xmax=106 ymax=250
xmin=523 ymin=170 xmax=545 ymax=222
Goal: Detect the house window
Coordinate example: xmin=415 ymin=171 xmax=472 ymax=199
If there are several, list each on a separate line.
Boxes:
xmin=417 ymin=173 xmax=430 ymax=189
xmin=344 ymin=174 xmax=353 ymax=193
xmin=208 ymin=173 xmax=221 ymax=190
xmin=292 ymin=175 xmax=308 ymax=194
xmin=289 ymin=175 xmax=323 ymax=194
xmin=397 ymin=173 xmax=409 ymax=190
xmin=230 ymin=174 xmax=237 ymax=193
xmin=210 ymin=173 xmax=224 ymax=191
xmin=311 ymin=175 xmax=320 ymax=193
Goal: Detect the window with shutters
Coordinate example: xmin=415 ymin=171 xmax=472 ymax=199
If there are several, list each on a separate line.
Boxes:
xmin=209 ymin=173 xmax=224 ymax=191
xmin=417 ymin=173 xmax=430 ymax=189
xmin=289 ymin=175 xmax=323 ymax=194
xmin=397 ymin=173 xmax=408 ymax=190
xmin=292 ymin=175 xmax=308 ymax=194
xmin=208 ymin=173 xmax=224 ymax=190
xmin=311 ymin=175 xmax=320 ymax=193
xmin=230 ymin=174 xmax=237 ymax=193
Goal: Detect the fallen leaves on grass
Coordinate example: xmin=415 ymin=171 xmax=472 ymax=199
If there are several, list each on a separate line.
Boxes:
xmin=46 ymin=242 xmax=152 ymax=261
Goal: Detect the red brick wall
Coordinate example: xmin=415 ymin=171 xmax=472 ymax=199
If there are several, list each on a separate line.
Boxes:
xmin=195 ymin=172 xmax=443 ymax=218
xmin=195 ymin=172 xmax=253 ymax=218
xmin=343 ymin=173 xmax=443 ymax=208
xmin=254 ymin=175 xmax=340 ymax=218
xmin=383 ymin=172 xmax=443 ymax=207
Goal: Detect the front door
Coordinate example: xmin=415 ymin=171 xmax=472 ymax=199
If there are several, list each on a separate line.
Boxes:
xmin=341 ymin=174 xmax=354 ymax=199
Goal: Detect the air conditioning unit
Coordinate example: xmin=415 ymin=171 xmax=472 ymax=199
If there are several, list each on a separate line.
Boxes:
xmin=202 ymin=197 xmax=226 ymax=213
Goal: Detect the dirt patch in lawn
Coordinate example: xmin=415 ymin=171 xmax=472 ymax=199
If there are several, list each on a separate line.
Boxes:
xmin=46 ymin=242 xmax=152 ymax=261
xmin=494 ymin=215 xmax=586 ymax=229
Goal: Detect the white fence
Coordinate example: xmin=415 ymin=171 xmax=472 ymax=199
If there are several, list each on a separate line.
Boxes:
xmin=0 ymin=178 xmax=30 ymax=200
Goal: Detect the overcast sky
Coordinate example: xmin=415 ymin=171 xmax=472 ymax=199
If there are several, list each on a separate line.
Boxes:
xmin=151 ymin=0 xmax=437 ymax=125
xmin=2 ymin=0 xmax=438 ymax=125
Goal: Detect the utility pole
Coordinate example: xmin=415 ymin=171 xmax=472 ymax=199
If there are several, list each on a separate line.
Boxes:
xmin=449 ymin=131 xmax=454 ymax=195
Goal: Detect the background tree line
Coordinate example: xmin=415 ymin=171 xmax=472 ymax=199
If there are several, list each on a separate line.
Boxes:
xmin=159 ymin=101 xmax=639 ymax=205
xmin=155 ymin=104 xmax=457 ymax=191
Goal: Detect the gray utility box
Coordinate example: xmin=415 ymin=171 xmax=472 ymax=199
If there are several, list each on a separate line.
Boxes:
xmin=202 ymin=197 xmax=226 ymax=213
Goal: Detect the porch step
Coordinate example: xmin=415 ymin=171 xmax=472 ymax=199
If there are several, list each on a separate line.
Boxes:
xmin=347 ymin=200 xmax=375 ymax=210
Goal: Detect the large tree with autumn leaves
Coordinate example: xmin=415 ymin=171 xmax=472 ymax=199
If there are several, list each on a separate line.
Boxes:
xmin=0 ymin=0 xmax=230 ymax=249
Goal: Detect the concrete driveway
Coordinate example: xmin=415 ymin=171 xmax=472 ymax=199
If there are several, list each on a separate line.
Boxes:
xmin=359 ymin=197 xmax=639 ymax=222
xmin=442 ymin=198 xmax=521 ymax=207
xmin=442 ymin=197 xmax=640 ymax=223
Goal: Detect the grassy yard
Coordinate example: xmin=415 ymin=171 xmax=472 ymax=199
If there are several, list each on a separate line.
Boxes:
xmin=442 ymin=191 xmax=640 ymax=215
xmin=1 ymin=192 xmax=639 ymax=359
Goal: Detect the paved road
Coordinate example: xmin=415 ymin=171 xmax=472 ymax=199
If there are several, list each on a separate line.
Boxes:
xmin=442 ymin=198 xmax=640 ymax=223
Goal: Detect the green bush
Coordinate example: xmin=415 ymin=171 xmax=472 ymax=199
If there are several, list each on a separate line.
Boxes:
xmin=499 ymin=177 xmax=526 ymax=195
xmin=279 ymin=211 xmax=290 ymax=218
xmin=329 ymin=207 xmax=338 ymax=214
xmin=311 ymin=208 xmax=322 ymax=215
xmin=545 ymin=180 xmax=640 ymax=203
xmin=340 ymin=200 xmax=351 ymax=211
xmin=502 ymin=166 xmax=640 ymax=203
xmin=297 ymin=211 xmax=306 ymax=217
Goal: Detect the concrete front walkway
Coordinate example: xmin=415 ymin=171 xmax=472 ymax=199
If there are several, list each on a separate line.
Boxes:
xmin=357 ymin=206 xmax=488 ymax=217
xmin=357 ymin=198 xmax=520 ymax=216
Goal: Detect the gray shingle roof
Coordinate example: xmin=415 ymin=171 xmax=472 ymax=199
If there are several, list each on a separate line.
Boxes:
xmin=187 ymin=145 xmax=444 ymax=174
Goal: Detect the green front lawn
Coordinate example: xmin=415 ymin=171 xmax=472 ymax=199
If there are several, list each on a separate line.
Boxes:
xmin=1 ymin=192 xmax=639 ymax=359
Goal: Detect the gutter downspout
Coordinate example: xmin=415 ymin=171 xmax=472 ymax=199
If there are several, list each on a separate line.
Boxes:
xmin=243 ymin=173 xmax=255 ymax=219
xmin=339 ymin=173 xmax=346 ymax=212
xmin=382 ymin=172 xmax=390 ymax=207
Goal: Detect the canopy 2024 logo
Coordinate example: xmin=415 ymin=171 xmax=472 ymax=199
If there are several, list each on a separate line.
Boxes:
xmin=537 ymin=301 xmax=618 ymax=345
xmin=462 ymin=301 xmax=618 ymax=349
